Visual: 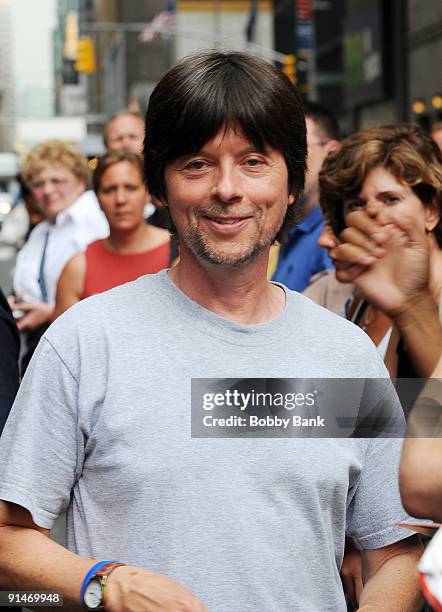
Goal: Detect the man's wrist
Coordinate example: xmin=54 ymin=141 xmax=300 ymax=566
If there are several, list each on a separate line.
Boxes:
xmin=82 ymin=561 xmax=126 ymax=610
xmin=101 ymin=565 xmax=130 ymax=608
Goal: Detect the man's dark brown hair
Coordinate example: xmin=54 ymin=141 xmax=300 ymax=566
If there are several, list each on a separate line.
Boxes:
xmin=143 ymin=50 xmax=307 ymax=242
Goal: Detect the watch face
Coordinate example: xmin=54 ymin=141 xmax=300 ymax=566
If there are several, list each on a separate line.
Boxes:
xmin=84 ymin=579 xmax=103 ymax=609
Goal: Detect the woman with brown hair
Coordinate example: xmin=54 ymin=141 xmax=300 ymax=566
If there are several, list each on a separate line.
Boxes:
xmin=319 ymin=124 xmax=442 ymax=377
xmin=54 ymin=150 xmax=171 ymax=318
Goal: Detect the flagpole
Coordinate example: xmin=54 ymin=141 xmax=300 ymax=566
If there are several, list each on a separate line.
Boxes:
xmin=213 ymin=0 xmax=221 ymax=49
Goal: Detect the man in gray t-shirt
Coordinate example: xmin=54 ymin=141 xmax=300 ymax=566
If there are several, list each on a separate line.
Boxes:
xmin=0 ymin=51 xmax=422 ymax=612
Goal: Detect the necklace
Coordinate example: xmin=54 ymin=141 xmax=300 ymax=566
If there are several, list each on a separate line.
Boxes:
xmin=361 ymin=304 xmax=378 ymax=332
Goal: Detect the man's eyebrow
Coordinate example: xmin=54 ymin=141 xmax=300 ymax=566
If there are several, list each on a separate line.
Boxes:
xmin=178 ymin=145 xmax=270 ymax=158
xmin=239 ymin=145 xmax=270 ymax=154
xmin=171 ymin=153 xmax=200 ymax=164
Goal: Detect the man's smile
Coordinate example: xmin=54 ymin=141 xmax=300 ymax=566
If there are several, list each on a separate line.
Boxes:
xmin=201 ymin=214 xmax=253 ymax=234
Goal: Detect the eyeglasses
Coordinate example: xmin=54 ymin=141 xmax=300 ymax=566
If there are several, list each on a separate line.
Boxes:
xmin=30 ymin=177 xmax=71 ymax=190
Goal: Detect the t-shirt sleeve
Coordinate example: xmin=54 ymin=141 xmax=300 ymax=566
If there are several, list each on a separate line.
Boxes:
xmin=0 ymin=336 xmax=83 ymax=530
xmin=346 ymin=437 xmax=411 ymax=549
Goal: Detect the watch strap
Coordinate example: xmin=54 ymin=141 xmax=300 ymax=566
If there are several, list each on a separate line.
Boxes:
xmin=82 ymin=560 xmax=125 ymax=609
xmin=82 ymin=560 xmax=118 ymax=603
xmin=95 ymin=562 xmax=126 ymax=578
xmin=98 ymin=563 xmax=126 ymax=608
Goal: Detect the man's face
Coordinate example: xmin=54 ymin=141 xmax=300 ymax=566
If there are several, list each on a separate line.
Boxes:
xmin=163 ymin=127 xmax=295 ymax=267
xmin=106 ymin=115 xmax=145 ymax=154
xmin=305 ymin=117 xmax=331 ymax=201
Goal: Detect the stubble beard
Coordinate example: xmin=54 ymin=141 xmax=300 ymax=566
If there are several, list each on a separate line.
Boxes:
xmin=172 ymin=208 xmax=286 ymax=267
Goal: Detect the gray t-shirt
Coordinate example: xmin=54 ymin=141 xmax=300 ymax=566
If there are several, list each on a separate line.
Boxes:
xmin=0 ymin=271 xmax=412 ymax=611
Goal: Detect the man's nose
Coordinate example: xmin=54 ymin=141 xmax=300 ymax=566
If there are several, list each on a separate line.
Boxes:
xmin=122 ymin=136 xmax=133 ymax=149
xmin=317 ymin=224 xmax=337 ymax=249
xmin=211 ymin=166 xmax=243 ymax=203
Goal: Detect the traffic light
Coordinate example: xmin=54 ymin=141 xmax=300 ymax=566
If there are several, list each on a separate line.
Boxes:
xmin=282 ymin=54 xmax=297 ymax=85
xmin=75 ymin=36 xmax=96 ymax=74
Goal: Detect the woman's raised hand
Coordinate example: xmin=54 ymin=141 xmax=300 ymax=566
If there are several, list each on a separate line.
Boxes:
xmin=330 ymin=209 xmax=430 ymax=316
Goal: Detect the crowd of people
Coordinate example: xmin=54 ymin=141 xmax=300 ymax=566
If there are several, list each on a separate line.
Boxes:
xmin=0 ymin=49 xmax=441 ymax=612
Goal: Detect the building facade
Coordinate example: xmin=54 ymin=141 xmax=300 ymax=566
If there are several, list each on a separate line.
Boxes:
xmin=56 ymin=0 xmax=442 ymax=139
xmin=291 ymin=0 xmax=442 ymax=132
xmin=0 ymin=0 xmax=15 ymax=150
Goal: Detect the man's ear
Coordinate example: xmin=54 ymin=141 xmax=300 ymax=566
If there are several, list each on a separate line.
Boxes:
xmin=324 ymin=139 xmax=341 ymax=154
xmin=425 ymin=200 xmax=440 ymax=232
xmin=288 ymin=194 xmax=295 ymax=206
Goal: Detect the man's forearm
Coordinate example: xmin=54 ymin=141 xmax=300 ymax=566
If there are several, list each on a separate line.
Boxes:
xmin=358 ymin=548 xmax=423 ymax=611
xmin=392 ymin=292 xmax=442 ymax=377
xmin=0 ymin=526 xmax=95 ymax=610
xmin=0 ymin=525 xmax=206 ymax=612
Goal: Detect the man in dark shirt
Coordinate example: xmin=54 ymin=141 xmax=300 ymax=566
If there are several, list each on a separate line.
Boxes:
xmin=0 ymin=288 xmax=20 ymax=612
xmin=272 ymin=101 xmax=340 ymax=291
xmin=0 ymin=288 xmax=20 ymax=434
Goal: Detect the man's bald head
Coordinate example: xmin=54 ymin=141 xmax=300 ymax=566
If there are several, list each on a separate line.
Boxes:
xmin=104 ymin=111 xmax=145 ymax=154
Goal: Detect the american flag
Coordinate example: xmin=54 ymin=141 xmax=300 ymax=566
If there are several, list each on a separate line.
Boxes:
xmin=139 ymin=0 xmax=176 ymax=43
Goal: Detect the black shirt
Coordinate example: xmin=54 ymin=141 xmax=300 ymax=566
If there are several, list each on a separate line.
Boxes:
xmin=0 ymin=288 xmax=20 ymax=434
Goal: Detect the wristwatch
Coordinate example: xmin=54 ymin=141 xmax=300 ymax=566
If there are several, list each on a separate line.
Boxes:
xmin=83 ymin=562 xmax=125 ymax=610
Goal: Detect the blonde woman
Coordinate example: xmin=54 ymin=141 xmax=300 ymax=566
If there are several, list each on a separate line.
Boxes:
xmin=10 ymin=140 xmax=108 ymax=368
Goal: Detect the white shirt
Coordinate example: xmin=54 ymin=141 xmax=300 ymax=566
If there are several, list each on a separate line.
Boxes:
xmin=13 ymin=190 xmax=109 ymax=304
xmin=376 ymin=327 xmax=393 ymax=360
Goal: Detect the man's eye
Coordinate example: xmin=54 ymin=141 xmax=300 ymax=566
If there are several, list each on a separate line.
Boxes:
xmin=245 ymin=158 xmax=263 ymax=167
xmin=185 ymin=160 xmax=206 ymax=170
xmin=386 ymin=195 xmax=399 ymax=203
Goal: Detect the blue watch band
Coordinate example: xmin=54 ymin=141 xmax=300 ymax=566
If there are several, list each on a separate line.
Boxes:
xmin=81 ymin=560 xmax=118 ymax=602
